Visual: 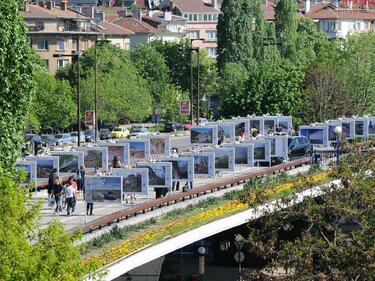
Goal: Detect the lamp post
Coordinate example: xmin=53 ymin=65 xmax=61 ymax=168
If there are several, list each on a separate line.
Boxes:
xmin=197 ymin=246 xmax=206 ymax=281
xmin=189 ymin=38 xmax=204 ymax=125
xmin=94 ymin=38 xmax=111 ymax=143
xmin=53 ymin=49 xmax=82 ymax=146
xmin=334 ymin=125 xmax=343 ymax=167
xmin=234 ymin=234 xmax=245 ymax=281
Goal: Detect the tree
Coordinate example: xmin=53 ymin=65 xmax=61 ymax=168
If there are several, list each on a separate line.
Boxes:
xmin=0 ymin=0 xmax=34 ymax=172
xmin=218 ymin=62 xmax=250 ymax=117
xmin=244 ymin=148 xmax=375 ymax=280
xmin=252 ymin=0 xmax=266 ymax=62
xmin=217 ymin=0 xmax=254 ymax=70
xmin=275 ymin=0 xmax=298 ymax=60
xmin=28 ymin=69 xmax=76 ymax=129
xmin=59 ymin=42 xmax=152 ymax=123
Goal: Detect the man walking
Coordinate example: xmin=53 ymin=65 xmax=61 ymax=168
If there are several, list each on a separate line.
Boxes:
xmin=65 ymin=183 xmax=76 ymax=216
xmin=52 ymin=178 xmax=64 ymax=215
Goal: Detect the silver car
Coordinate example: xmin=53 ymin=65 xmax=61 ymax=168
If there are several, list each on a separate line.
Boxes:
xmin=54 ymin=133 xmax=73 ymax=146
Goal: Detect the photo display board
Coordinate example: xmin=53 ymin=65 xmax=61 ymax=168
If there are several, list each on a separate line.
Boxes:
xmin=243 ymin=139 xmax=271 ymax=162
xmin=352 ymin=118 xmax=368 ymax=138
xmin=367 ymin=117 xmax=375 ymax=137
xmin=120 ymin=139 xmax=150 ymax=162
xmin=327 ymin=122 xmax=342 ymax=143
xmin=211 ymin=148 xmax=235 ymax=171
xmin=85 ymin=176 xmax=122 ymax=203
xmin=160 ymin=157 xmax=194 ymax=182
xmin=190 ymin=126 xmax=218 ymax=145
xmin=207 ymin=122 xmax=235 ymax=143
xmin=263 ymin=116 xmax=278 ymax=134
xmin=100 ymin=143 xmax=130 ymax=166
xmin=137 ymin=162 xmax=173 ymax=189
xmin=112 ymin=168 xmax=149 ymax=195
xmin=277 ymin=116 xmax=292 ymax=133
xmin=248 ymin=117 xmax=264 ymax=136
xmin=233 ymin=119 xmax=250 ymax=137
xmin=16 ymin=160 xmax=37 ymax=186
xmin=224 ymin=143 xmax=254 ymax=166
xmin=148 ymin=135 xmax=171 ymax=156
xmin=77 ymin=147 xmax=108 ymax=170
xmin=299 ymin=126 xmax=328 ymax=146
xmin=341 ymin=120 xmax=354 ymax=139
xmin=25 ymin=156 xmax=59 ymax=180
xmin=265 ymin=135 xmax=289 ymax=158
xmin=187 ymin=152 xmax=215 ymax=178
xmin=51 ymin=151 xmax=84 ymax=175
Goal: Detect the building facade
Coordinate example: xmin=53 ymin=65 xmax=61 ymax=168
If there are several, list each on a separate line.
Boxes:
xmin=22 ymin=1 xmax=99 ymax=73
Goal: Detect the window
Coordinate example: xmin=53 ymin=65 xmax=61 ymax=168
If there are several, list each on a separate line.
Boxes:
xmin=204 ymin=14 xmax=208 ymax=21
xmin=56 ymin=39 xmax=67 ymax=51
xmin=188 ymin=30 xmax=199 ymax=39
xmin=193 ymin=14 xmax=198 ymax=21
xmin=213 ymin=14 xmax=218 ymax=21
xmin=57 ymin=59 xmax=69 ymax=69
xmin=206 ymin=30 xmax=217 ymax=40
xmin=207 ymin=47 xmax=218 ymax=58
xmin=43 ymin=59 xmax=49 ymax=71
xmin=72 ymin=39 xmax=78 ymax=51
xmin=37 ymin=40 xmax=49 ymax=51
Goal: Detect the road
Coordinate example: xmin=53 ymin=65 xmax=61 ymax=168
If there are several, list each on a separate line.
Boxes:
xmin=171 ymin=135 xmax=190 ymax=150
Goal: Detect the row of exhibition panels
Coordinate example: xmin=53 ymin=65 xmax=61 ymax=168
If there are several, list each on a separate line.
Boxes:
xmin=16 ymin=131 xmax=290 ymax=203
xmin=299 ymin=116 xmax=375 ymax=147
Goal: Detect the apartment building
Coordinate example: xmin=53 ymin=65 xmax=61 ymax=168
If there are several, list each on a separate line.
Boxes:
xmin=22 ymin=1 xmax=99 ymax=73
xmin=160 ymin=0 xmax=220 ymax=58
xmin=304 ymin=0 xmax=375 ymax=39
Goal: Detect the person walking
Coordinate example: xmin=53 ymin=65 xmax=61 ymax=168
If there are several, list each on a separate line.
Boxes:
xmin=48 ymin=168 xmax=58 ymax=200
xmin=52 ymin=178 xmax=64 ymax=215
xmin=65 ymin=183 xmax=76 ymax=216
xmin=77 ymin=164 xmax=86 ymax=192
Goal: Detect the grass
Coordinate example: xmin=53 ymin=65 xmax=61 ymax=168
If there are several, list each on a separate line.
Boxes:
xmin=82 ymin=169 xmax=331 ymax=266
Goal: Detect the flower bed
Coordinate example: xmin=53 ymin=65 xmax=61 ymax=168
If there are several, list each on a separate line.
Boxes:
xmin=85 ymin=171 xmax=330 ymax=267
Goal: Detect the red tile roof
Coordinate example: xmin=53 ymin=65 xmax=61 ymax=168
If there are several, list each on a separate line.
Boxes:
xmin=305 ymin=2 xmax=375 ymax=20
xmin=264 ymin=2 xmax=276 ymax=21
xmin=112 ymin=16 xmax=162 ymax=34
xmin=22 ymin=4 xmax=91 ymax=19
xmin=94 ymin=20 xmax=134 ymax=36
xmin=172 ymin=0 xmax=220 ymax=13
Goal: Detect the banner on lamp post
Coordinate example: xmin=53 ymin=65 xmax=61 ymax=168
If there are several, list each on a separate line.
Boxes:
xmin=180 ymin=100 xmax=190 ymax=115
xmin=85 ymin=110 xmax=95 ymax=127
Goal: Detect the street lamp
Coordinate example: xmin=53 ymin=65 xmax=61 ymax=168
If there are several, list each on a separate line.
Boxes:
xmin=189 ymin=38 xmax=204 ymax=125
xmin=234 ymin=234 xmax=245 ymax=281
xmin=94 ymin=38 xmax=111 ymax=143
xmin=334 ymin=125 xmax=343 ymax=167
xmin=197 ymin=246 xmax=206 ymax=281
xmin=53 ymin=49 xmax=82 ymax=146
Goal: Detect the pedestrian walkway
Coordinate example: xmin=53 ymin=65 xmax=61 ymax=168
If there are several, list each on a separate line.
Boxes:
xmin=33 ymin=165 xmax=265 ymax=232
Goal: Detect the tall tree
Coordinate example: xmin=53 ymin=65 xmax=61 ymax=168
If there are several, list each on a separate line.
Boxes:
xmin=0 ymin=0 xmax=34 ymax=172
xmin=217 ymin=0 xmax=254 ymax=70
xmin=252 ymin=0 xmax=266 ymax=62
xmin=275 ymin=0 xmax=298 ymax=60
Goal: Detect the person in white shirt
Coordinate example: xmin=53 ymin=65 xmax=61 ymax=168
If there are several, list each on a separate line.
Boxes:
xmin=65 ymin=184 xmax=76 ymax=216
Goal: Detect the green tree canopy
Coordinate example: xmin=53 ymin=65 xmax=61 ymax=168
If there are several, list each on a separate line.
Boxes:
xmin=275 ymin=0 xmax=298 ymax=60
xmin=217 ymin=0 xmax=254 ymax=69
xmin=0 ymin=0 xmax=34 ymax=171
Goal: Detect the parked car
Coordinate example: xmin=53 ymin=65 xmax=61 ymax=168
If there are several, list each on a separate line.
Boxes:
xmin=182 ymin=120 xmax=193 ymax=131
xmin=41 ymin=134 xmax=56 ymax=146
xmin=99 ymin=128 xmax=112 ymax=140
xmin=164 ymin=122 xmax=183 ymax=133
xmin=70 ymin=131 xmax=85 ymax=143
xmin=129 ymin=127 xmax=150 ymax=139
xmin=84 ymin=129 xmax=95 ymax=142
xmin=111 ymin=127 xmax=130 ymax=139
xmin=54 ymin=133 xmax=73 ymax=146
xmin=288 ymin=136 xmax=313 ymax=159
xmin=24 ymin=134 xmax=42 ymax=146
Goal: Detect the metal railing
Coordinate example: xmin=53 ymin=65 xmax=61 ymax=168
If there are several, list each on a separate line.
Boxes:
xmin=79 ymin=157 xmax=312 ymax=234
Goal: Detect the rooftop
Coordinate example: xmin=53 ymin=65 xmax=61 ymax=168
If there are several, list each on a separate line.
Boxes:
xmin=172 ymin=0 xmax=220 ymax=13
xmin=112 ymin=16 xmax=164 ymax=34
xmin=93 ymin=20 xmax=135 ymax=36
xmin=21 ymin=3 xmax=91 ymax=20
xmin=305 ymin=2 xmax=375 ymax=20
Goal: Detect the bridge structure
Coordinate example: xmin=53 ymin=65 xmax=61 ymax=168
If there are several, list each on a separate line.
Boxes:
xmin=34 ymin=140 xmax=374 ymax=280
